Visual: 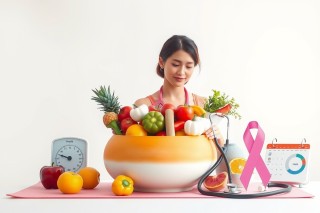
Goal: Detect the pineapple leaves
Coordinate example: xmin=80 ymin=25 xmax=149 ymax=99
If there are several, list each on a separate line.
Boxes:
xmin=91 ymin=85 xmax=121 ymax=114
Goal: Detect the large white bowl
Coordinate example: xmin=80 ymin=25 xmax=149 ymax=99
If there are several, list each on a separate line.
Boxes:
xmin=104 ymin=135 xmax=217 ymax=192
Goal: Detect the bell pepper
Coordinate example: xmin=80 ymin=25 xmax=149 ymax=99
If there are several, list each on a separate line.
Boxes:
xmin=191 ymin=105 xmax=207 ymax=117
xmin=112 ymin=175 xmax=134 ymax=196
xmin=142 ymin=111 xmax=165 ymax=134
xmin=174 ymin=120 xmax=185 ymax=132
xmin=130 ymin=104 xmax=149 ymax=122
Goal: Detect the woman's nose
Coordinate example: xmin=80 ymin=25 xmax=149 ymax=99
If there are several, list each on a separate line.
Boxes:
xmin=177 ymin=66 xmax=186 ymax=75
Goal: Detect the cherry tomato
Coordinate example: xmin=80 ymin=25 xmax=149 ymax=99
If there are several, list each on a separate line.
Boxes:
xmin=175 ymin=106 xmax=194 ymax=122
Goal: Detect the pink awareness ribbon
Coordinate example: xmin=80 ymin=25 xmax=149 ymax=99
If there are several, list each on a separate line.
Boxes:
xmin=240 ymin=121 xmax=271 ymax=190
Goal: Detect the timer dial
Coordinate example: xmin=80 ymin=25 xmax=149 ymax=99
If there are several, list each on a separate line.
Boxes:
xmin=51 ymin=138 xmax=87 ymax=173
xmin=55 ymin=145 xmax=84 ymax=172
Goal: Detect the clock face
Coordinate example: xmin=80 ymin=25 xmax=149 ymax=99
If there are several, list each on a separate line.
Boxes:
xmin=51 ymin=138 xmax=87 ymax=172
xmin=55 ymin=145 xmax=84 ymax=172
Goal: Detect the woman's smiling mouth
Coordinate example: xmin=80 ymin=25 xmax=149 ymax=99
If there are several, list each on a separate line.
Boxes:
xmin=174 ymin=77 xmax=186 ymax=82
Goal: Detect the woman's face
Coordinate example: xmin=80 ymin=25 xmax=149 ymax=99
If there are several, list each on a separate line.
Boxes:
xmin=160 ymin=50 xmax=195 ymax=87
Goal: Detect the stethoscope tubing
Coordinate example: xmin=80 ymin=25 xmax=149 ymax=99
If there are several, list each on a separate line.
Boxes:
xmin=197 ymin=114 xmax=292 ymax=199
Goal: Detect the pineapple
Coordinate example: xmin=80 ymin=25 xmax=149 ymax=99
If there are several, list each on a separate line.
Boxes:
xmin=91 ymin=86 xmax=122 ymax=135
xmin=91 ymin=85 xmax=121 ymax=114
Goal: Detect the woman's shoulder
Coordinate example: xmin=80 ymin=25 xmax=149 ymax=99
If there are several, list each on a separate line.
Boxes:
xmin=134 ymin=91 xmax=159 ymax=106
xmin=134 ymin=97 xmax=151 ymax=106
xmin=191 ymin=93 xmax=207 ymax=108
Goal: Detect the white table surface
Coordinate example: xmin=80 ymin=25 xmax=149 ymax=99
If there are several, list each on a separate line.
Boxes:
xmin=1 ymin=182 xmax=319 ymax=213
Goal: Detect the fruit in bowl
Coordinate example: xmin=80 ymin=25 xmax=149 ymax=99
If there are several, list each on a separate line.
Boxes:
xmin=104 ymin=135 xmax=217 ymax=192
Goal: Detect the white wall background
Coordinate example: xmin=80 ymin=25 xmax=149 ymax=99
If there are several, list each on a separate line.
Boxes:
xmin=1 ymin=0 xmax=319 ymax=188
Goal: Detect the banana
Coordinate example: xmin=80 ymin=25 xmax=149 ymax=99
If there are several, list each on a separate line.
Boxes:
xmin=191 ymin=105 xmax=206 ymax=117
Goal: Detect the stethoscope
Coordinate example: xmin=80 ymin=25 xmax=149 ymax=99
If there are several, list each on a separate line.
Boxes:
xmin=197 ymin=113 xmax=292 ymax=199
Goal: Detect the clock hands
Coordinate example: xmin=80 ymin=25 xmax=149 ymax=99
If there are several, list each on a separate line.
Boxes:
xmin=58 ymin=154 xmax=72 ymax=161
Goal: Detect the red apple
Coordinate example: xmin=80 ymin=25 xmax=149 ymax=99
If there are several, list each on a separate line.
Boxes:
xmin=120 ymin=117 xmax=137 ymax=134
xmin=118 ymin=106 xmax=132 ymax=122
xmin=40 ymin=164 xmax=65 ymax=189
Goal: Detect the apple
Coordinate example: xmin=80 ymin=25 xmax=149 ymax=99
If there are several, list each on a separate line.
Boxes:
xmin=118 ymin=106 xmax=132 ymax=122
xmin=120 ymin=117 xmax=137 ymax=134
xmin=40 ymin=164 xmax=65 ymax=189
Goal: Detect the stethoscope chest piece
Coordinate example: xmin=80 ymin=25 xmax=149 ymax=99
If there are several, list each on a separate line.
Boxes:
xmin=198 ymin=114 xmax=292 ymax=198
xmin=224 ymin=183 xmax=241 ymax=194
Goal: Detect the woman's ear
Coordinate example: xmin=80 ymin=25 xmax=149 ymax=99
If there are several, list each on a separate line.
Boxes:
xmin=158 ymin=57 xmax=164 ymax=69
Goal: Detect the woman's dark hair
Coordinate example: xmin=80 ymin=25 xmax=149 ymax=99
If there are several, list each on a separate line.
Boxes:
xmin=156 ymin=35 xmax=200 ymax=78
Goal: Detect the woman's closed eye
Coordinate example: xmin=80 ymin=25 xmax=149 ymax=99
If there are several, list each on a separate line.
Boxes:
xmin=171 ymin=63 xmax=193 ymax=69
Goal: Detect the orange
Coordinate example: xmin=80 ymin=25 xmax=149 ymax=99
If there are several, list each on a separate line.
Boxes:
xmin=125 ymin=124 xmax=147 ymax=136
xmin=204 ymin=172 xmax=228 ymax=192
xmin=229 ymin=158 xmax=246 ymax=174
xmin=78 ymin=167 xmax=100 ymax=189
xmin=57 ymin=171 xmax=83 ymax=194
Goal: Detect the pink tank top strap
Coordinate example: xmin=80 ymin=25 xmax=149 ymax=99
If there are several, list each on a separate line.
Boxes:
xmin=158 ymin=86 xmax=189 ymax=107
xmin=147 ymin=95 xmax=157 ymax=106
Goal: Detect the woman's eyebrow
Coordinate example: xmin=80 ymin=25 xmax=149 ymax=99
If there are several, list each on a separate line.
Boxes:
xmin=172 ymin=59 xmax=194 ymax=64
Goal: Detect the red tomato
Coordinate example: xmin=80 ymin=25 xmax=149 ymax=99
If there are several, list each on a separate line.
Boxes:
xmin=118 ymin=106 xmax=132 ymax=122
xmin=155 ymin=131 xmax=166 ymax=136
xmin=120 ymin=117 xmax=137 ymax=134
xmin=174 ymin=120 xmax=185 ymax=131
xmin=161 ymin=103 xmax=176 ymax=116
xmin=175 ymin=105 xmax=194 ymax=122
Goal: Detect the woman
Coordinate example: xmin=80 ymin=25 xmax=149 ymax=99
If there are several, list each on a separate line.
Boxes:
xmin=134 ymin=35 xmax=204 ymax=108
xmin=134 ymin=35 xmax=223 ymax=144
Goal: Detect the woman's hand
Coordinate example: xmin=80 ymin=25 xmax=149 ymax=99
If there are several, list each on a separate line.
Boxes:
xmin=205 ymin=125 xmax=225 ymax=147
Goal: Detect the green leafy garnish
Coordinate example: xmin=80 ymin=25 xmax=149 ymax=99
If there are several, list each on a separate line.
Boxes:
xmin=204 ymin=90 xmax=241 ymax=119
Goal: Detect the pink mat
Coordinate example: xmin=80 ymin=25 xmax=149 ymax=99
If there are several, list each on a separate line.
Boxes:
xmin=7 ymin=182 xmax=314 ymax=199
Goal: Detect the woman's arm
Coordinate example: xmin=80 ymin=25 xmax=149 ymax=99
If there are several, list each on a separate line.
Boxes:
xmin=133 ymin=98 xmax=151 ymax=107
xmin=192 ymin=94 xmax=207 ymax=108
